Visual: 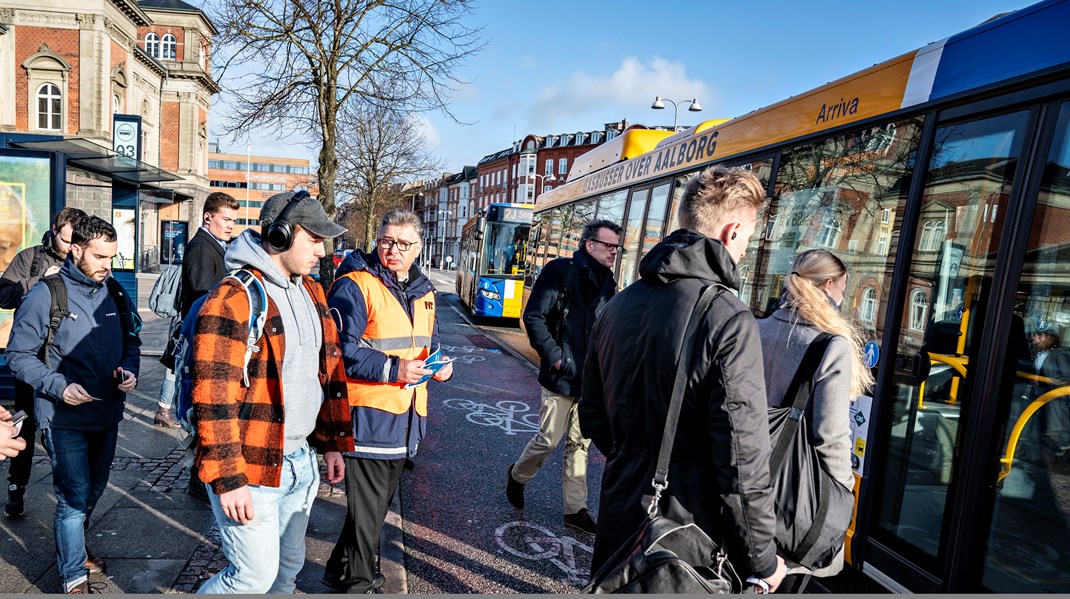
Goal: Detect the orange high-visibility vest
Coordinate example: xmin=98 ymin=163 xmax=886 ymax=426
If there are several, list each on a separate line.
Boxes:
xmin=343 ymin=270 xmax=435 ymax=416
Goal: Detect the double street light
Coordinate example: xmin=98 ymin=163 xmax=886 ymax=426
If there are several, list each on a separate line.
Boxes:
xmin=651 ymin=96 xmax=703 ymax=131
xmin=438 ymin=209 xmax=451 ymax=270
xmin=527 ymin=172 xmax=555 ymax=202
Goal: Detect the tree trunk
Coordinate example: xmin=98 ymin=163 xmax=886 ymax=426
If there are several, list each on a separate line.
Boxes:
xmin=317 ymin=109 xmax=339 ymax=291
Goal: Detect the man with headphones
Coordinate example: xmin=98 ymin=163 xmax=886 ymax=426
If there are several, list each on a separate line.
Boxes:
xmin=190 ymin=190 xmax=354 ymax=594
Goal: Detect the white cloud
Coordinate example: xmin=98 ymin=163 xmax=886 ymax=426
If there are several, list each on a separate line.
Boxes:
xmin=410 ymin=114 xmax=441 ymax=149
xmin=528 ymin=56 xmax=713 ymax=129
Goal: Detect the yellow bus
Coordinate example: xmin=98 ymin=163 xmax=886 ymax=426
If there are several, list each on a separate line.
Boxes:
xmin=456 ymin=203 xmax=534 ymax=318
xmin=524 ymin=0 xmax=1070 ymax=592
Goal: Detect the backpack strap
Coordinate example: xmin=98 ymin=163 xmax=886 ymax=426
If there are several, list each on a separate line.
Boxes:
xmin=227 ymin=269 xmax=267 ymax=387
xmin=28 ymin=250 xmax=44 ymax=279
xmin=648 ymin=283 xmax=724 ymax=518
xmin=39 ymin=274 xmax=69 ymax=369
xmin=769 ymin=332 xmax=836 ymax=477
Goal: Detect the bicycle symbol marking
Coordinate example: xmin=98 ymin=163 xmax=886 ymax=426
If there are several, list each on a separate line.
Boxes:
xmin=441 ymin=344 xmax=487 ymax=354
xmin=495 ymin=520 xmax=592 ymax=586
xmin=441 ymin=398 xmax=539 ymax=435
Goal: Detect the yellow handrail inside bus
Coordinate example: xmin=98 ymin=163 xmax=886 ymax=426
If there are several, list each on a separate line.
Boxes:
xmin=998 ymin=384 xmax=1070 ymax=483
xmin=918 ymin=353 xmax=969 ymax=409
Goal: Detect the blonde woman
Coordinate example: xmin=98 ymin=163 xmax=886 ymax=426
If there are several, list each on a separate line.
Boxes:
xmin=757 ymin=248 xmax=874 ymax=593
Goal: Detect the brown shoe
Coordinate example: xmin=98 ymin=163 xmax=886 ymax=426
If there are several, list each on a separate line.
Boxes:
xmin=85 ymin=552 xmax=105 ymax=575
xmin=564 ymin=508 xmax=597 ymax=535
xmin=153 ymin=406 xmax=181 ymax=428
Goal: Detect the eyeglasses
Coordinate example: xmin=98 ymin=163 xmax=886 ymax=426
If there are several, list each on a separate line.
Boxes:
xmin=588 ymin=239 xmax=622 ymax=253
xmin=377 ymin=238 xmax=420 ymax=252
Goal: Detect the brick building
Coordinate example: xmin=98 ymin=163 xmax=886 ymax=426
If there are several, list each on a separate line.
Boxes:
xmin=206 ymin=143 xmax=315 ymax=237
xmin=0 ymin=0 xmax=217 ymax=298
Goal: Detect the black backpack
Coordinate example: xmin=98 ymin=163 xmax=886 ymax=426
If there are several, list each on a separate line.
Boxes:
xmin=767 ymin=333 xmax=855 ymax=570
xmin=38 ymin=274 xmax=140 ymax=368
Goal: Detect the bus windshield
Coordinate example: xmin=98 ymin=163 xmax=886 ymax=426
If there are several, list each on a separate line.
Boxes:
xmin=481 ymin=222 xmax=530 ymax=276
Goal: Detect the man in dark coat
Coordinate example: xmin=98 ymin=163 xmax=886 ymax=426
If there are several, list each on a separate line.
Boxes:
xmin=0 ymin=206 xmax=86 ymax=518
xmin=506 ymin=219 xmax=621 ymax=535
xmin=580 ymin=166 xmax=786 ymax=593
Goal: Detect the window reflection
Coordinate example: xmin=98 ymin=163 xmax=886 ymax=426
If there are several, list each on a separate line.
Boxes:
xmin=984 ymin=102 xmax=1070 ymax=592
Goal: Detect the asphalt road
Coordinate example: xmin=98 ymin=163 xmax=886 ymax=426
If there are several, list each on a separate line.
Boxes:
xmin=396 ymin=269 xmax=605 ymax=593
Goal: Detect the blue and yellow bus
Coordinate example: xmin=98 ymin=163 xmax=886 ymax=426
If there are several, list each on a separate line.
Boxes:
xmin=456 ymin=203 xmax=534 ymax=318
xmin=524 ymin=0 xmax=1070 ymax=592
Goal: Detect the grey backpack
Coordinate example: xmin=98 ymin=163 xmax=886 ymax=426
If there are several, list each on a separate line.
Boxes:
xmin=149 ymin=265 xmax=182 ymax=319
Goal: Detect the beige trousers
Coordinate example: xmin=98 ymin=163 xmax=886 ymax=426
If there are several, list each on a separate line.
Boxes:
xmin=512 ymin=388 xmax=591 ymax=515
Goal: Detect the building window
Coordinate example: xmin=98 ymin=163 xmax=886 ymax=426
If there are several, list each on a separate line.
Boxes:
xmin=145 ymin=33 xmax=160 ymax=58
xmin=558 ymin=158 xmax=567 ymax=175
xmin=910 ymin=289 xmax=927 ymax=331
xmin=919 ymin=220 xmax=946 ymax=251
xmin=881 ymin=207 xmax=891 ymax=224
xmin=161 ymin=34 xmax=177 ymax=60
xmin=861 ymin=287 xmax=877 ymax=322
xmin=815 ymin=214 xmax=842 ymax=248
xmin=545 ymin=158 xmax=552 ymax=174
xmin=113 ymin=95 xmax=121 ymax=114
xmin=543 ymin=185 xmax=552 ymax=194
xmin=877 ymin=234 xmax=888 ymax=255
xmin=36 ymin=83 xmax=62 ymax=131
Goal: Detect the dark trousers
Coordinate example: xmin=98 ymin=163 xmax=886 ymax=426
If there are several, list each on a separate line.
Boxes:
xmin=7 ymin=379 xmax=37 ymax=488
xmin=326 ymin=456 xmax=405 ymax=592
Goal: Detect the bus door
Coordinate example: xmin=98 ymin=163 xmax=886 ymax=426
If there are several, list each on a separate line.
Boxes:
xmin=865 ymin=109 xmax=1033 ymax=591
xmin=618 ymin=180 xmax=671 ymax=287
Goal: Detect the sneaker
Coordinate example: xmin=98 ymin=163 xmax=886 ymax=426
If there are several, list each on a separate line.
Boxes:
xmin=5 ymin=484 xmax=25 ymax=518
xmin=563 ymin=508 xmax=597 ymax=535
xmin=153 ymin=406 xmax=181 ymax=429
xmin=64 ymin=576 xmax=89 ymax=594
xmin=506 ymin=464 xmax=525 ymax=509
xmin=85 ymin=551 xmax=105 ymax=575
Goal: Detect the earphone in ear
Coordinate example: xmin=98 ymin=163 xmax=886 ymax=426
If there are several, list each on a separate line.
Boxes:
xmin=264 ymin=190 xmax=310 ymax=252
xmin=731 ymin=231 xmax=737 ymax=240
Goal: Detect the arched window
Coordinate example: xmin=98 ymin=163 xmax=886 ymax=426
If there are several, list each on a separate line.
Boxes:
xmin=920 ymin=219 xmax=947 ymax=251
xmin=145 ymin=33 xmax=160 ymax=59
xmin=910 ymin=289 xmax=928 ymax=331
xmin=36 ymin=83 xmax=62 ymax=131
xmin=861 ymin=287 xmax=878 ymax=323
xmin=162 ymin=34 xmax=177 ymax=60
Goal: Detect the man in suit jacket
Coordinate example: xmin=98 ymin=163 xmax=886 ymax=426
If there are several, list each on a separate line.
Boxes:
xmin=179 ymin=192 xmax=239 ymax=317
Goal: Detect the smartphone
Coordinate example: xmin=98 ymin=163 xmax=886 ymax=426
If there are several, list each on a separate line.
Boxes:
xmin=8 ymin=410 xmax=27 ymax=427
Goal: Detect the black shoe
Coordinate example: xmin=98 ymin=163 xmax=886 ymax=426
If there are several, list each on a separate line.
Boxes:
xmin=5 ymin=484 xmax=25 ymax=518
xmin=404 ymin=458 xmax=415 ymax=471
xmin=365 ymin=573 xmax=385 ymax=594
xmin=564 ymin=508 xmax=597 ymax=535
xmin=506 ymin=464 xmax=525 ymax=509
xmin=321 ymin=570 xmax=349 ymax=590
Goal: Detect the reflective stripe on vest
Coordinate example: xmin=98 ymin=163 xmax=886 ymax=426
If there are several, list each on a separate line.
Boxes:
xmin=344 ymin=270 xmax=435 ymax=416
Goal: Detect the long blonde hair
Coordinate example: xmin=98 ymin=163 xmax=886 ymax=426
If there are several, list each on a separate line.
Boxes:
xmin=782 ymin=249 xmax=874 ymax=396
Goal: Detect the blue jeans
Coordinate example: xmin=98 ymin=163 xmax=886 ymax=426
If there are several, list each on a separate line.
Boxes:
xmin=41 ymin=426 xmax=119 ymax=592
xmin=198 ymin=444 xmax=320 ymax=594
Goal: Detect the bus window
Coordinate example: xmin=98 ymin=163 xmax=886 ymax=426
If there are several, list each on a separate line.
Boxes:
xmin=667 ymin=175 xmax=688 ymax=234
xmin=545 ymin=208 xmax=564 ymax=264
xmin=752 ymin=119 xmax=922 ymax=319
xmin=596 ymin=189 xmax=627 ymax=224
xmin=730 ymin=158 xmax=774 ymax=308
xmin=525 ymin=212 xmax=546 ymax=286
xmin=641 ymin=183 xmax=671 ymax=257
xmin=983 ymin=101 xmax=1070 ymax=592
xmin=874 ymin=110 xmax=1028 ymax=568
xmin=482 ymin=219 xmax=530 ymax=276
xmin=619 ymin=188 xmax=650 ymax=288
xmin=561 ymin=200 xmax=596 ymax=257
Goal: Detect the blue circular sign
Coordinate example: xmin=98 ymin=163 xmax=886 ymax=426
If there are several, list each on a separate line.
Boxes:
xmin=1035 ymin=314 xmax=1051 ymax=331
xmin=956 ymin=304 xmax=965 ymax=321
xmin=864 ymin=341 xmax=880 ymax=369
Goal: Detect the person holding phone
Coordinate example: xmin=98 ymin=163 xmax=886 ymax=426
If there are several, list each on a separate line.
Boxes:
xmin=0 ymin=406 xmax=28 ymax=461
xmin=4 ymin=216 xmax=141 ymax=594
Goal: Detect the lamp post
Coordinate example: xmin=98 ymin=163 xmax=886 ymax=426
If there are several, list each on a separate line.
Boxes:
xmin=650 ymin=96 xmax=703 ymax=131
xmin=438 ymin=209 xmax=451 ymax=270
xmin=527 ymin=173 xmax=556 ymax=202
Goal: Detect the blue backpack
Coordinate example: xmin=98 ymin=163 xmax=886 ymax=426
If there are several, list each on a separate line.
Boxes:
xmin=172 ymin=269 xmax=268 ymax=433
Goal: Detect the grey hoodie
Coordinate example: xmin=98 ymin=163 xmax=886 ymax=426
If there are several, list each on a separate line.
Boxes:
xmin=225 ymin=230 xmax=323 ymax=455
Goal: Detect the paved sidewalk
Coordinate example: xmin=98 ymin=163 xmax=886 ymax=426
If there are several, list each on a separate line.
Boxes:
xmin=0 ymin=280 xmax=407 ymax=593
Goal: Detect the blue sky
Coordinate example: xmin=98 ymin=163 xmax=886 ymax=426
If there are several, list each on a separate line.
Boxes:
xmin=210 ymin=0 xmax=1039 ymax=174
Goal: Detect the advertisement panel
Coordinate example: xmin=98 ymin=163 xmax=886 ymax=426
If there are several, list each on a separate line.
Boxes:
xmin=161 ymin=220 xmax=187 ymax=265
xmin=0 ymin=153 xmax=53 ymax=348
xmin=112 ymin=208 xmax=136 ymax=271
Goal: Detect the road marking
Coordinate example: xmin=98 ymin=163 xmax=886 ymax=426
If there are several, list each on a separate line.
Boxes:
xmin=495 ymin=520 xmax=592 ymax=586
xmin=442 ymin=398 xmax=540 ymax=435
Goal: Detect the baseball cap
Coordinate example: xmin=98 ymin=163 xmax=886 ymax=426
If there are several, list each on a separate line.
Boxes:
xmin=259 ymin=191 xmax=347 ymax=239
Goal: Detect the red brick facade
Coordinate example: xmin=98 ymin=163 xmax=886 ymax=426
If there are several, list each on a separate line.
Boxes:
xmin=15 ymin=26 xmax=80 ymax=133
xmin=161 ymin=101 xmax=180 ymax=170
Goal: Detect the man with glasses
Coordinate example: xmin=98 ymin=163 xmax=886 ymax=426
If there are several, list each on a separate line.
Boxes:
xmin=506 ymin=219 xmax=622 ymax=535
xmin=324 ymin=210 xmax=452 ymax=593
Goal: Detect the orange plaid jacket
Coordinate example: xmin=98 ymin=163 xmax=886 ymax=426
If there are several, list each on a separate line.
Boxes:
xmin=192 ymin=269 xmax=354 ymax=494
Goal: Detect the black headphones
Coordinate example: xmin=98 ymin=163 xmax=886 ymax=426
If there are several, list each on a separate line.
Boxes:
xmin=264 ymin=190 xmax=309 ymax=252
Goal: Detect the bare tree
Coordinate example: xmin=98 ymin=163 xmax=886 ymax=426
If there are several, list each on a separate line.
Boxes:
xmin=335 ymin=104 xmax=444 ymax=251
xmin=211 ymin=0 xmax=484 ymax=282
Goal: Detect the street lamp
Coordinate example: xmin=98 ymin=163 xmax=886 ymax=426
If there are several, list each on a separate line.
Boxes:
xmin=527 ymin=173 xmax=556 ymax=202
xmin=438 ymin=209 xmax=451 ymax=270
xmin=651 ymin=96 xmax=703 ymax=131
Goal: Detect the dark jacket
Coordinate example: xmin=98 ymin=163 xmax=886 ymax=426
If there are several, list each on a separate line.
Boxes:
xmin=579 ymin=229 xmax=778 ymax=579
xmin=180 ymin=227 xmax=227 ymax=317
xmin=5 ymin=258 xmax=141 ymax=431
xmin=328 ymin=249 xmax=441 ymax=459
xmin=522 ymin=247 xmax=616 ymax=397
xmin=0 ymin=230 xmax=63 ymax=310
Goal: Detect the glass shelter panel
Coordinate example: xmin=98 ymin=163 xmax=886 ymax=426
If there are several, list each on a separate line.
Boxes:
xmin=981 ymin=102 xmax=1070 ymax=593
xmin=618 ymin=188 xmax=650 ymax=288
xmin=873 ymin=110 xmax=1029 ymax=569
